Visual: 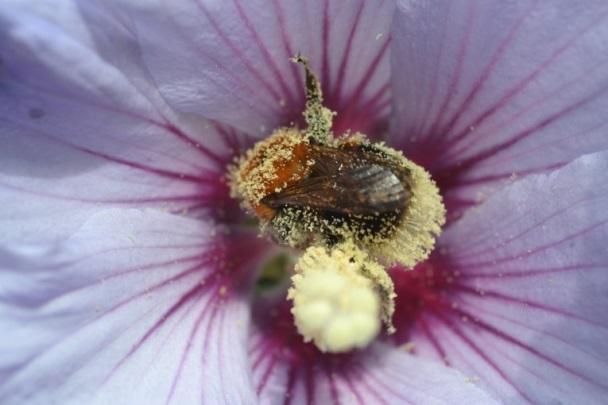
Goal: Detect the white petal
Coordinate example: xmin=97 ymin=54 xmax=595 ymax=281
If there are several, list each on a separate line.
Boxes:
xmin=390 ymin=0 xmax=608 ymax=218
xmin=396 ymin=151 xmax=608 ymax=403
xmin=0 ymin=209 xmax=270 ymax=404
xmin=0 ymin=6 xmax=239 ymax=243
xmin=116 ymin=0 xmax=394 ymax=136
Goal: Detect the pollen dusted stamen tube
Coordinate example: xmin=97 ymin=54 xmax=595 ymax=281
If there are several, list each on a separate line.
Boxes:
xmin=288 ymin=243 xmax=383 ymax=353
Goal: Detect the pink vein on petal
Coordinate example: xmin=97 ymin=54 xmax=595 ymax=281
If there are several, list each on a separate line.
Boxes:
xmin=442 ymin=7 xmax=608 ymax=152
xmin=450 ymin=163 xmax=564 ymax=188
xmin=321 ymin=0 xmax=330 ymax=92
xmin=271 ymin=0 xmax=306 ymax=104
xmin=232 ymin=0 xmax=297 ymax=108
xmin=461 ymin=263 xmax=608 ymax=280
xmin=75 ymin=146 xmax=212 ymax=183
xmin=447 ymin=305 xmax=608 ymax=390
xmin=324 ymin=365 xmax=341 ymax=405
xmin=417 ymin=315 xmax=449 ymax=362
xmin=337 ymin=39 xmax=390 ymax=133
xmin=165 ymin=286 xmax=223 ymax=404
xmin=255 ymin=353 xmax=279 ymax=396
xmin=104 ymin=268 xmax=217 ymax=379
xmin=353 ymin=365 xmax=395 ymax=405
xmin=442 ymin=53 xmax=608 ymax=164
xmin=361 ymin=368 xmax=408 ymax=404
xmin=162 ymin=7 xmax=280 ymax=120
xmin=424 ymin=1 xmax=476 ymax=140
xmin=451 ymin=284 xmax=608 ymax=329
xmin=460 ymin=296 xmax=606 ymax=359
xmin=8 ymin=255 xmax=209 ymax=391
xmin=193 ymin=0 xmax=283 ymax=104
xmin=162 ymin=122 xmax=227 ymax=166
xmin=435 ymin=1 xmax=539 ymax=141
xmin=413 ymin=0 xmax=452 ymax=138
xmin=283 ymin=364 xmax=298 ymax=405
xmin=430 ymin=309 xmax=533 ymax=402
xmin=461 ymin=218 xmax=608 ymax=270
xmin=6 ymin=72 xmax=224 ymax=169
xmin=437 ymin=83 xmax=608 ymax=186
xmin=452 ymin=193 xmax=605 ymax=259
xmin=329 ymin=0 xmax=365 ymax=107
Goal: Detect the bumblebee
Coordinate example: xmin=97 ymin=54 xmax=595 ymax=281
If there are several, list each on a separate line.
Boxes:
xmin=230 ymin=57 xmax=444 ymax=268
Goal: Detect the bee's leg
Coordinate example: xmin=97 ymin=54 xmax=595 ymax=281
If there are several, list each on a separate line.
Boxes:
xmin=291 ymin=54 xmax=335 ymax=143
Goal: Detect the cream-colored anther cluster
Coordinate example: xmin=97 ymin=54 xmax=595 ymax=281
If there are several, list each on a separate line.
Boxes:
xmin=288 ymin=244 xmax=382 ymax=352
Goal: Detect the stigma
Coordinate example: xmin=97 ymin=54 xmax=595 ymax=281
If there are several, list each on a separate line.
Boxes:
xmin=229 ymin=56 xmax=446 ymax=352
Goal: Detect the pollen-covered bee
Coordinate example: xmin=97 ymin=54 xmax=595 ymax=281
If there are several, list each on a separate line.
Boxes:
xmin=231 ymin=126 xmax=415 ymax=248
xmin=230 ymin=56 xmax=445 ymax=268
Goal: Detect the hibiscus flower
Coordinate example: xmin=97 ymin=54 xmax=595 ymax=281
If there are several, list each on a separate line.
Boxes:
xmin=2 ymin=1 xmax=607 ymax=404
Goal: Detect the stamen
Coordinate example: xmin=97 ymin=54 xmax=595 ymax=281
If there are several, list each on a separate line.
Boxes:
xmin=288 ymin=242 xmax=391 ymax=352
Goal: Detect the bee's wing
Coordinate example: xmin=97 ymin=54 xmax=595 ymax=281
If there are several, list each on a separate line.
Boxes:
xmin=261 ymin=164 xmax=408 ymax=215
